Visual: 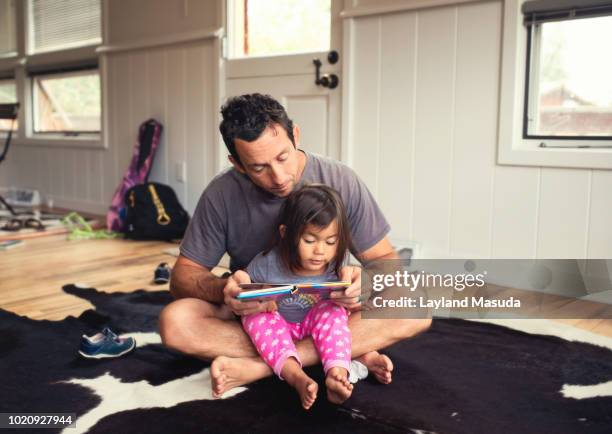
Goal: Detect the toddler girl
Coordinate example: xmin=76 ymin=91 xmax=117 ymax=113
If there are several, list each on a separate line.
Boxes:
xmin=242 ymin=184 xmax=354 ymax=409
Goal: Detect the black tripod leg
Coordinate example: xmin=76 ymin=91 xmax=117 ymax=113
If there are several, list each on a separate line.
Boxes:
xmin=0 ymin=194 xmax=17 ymax=216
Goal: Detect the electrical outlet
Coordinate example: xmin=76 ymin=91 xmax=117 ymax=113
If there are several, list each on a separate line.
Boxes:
xmin=175 ymin=161 xmax=187 ymax=183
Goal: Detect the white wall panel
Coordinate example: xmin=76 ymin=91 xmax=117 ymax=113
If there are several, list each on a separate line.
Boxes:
xmin=65 ymin=151 xmax=74 ymax=200
xmin=490 ymin=166 xmax=539 ymax=258
xmin=165 ymin=47 xmax=188 ymax=207
xmin=586 ymin=171 xmax=612 ymax=258
xmin=8 ymin=148 xmax=20 ymax=191
xmin=350 ymin=17 xmax=380 ymax=193
xmin=184 ymin=43 xmax=209 ymax=211
xmin=344 ymin=0 xmax=611 ymax=259
xmin=378 ymin=12 xmax=416 ymax=244
xmin=101 ymin=54 xmax=120 ymax=206
xmin=45 ymin=148 xmax=59 ymax=199
xmin=146 ymin=49 xmax=169 ymax=184
xmin=56 ymin=149 xmax=67 ymax=199
xmin=130 ymin=51 xmax=150 ymax=154
xmin=537 ymin=169 xmax=590 ymax=258
xmin=411 ymin=7 xmax=456 ymax=257
xmin=116 ymin=54 xmax=134 ymax=189
xmin=74 ymin=151 xmax=87 ymax=201
xmin=39 ymin=148 xmax=52 ymax=200
xmin=87 ymin=152 xmax=103 ymax=203
xmin=449 ymin=1 xmax=500 ymax=258
xmin=285 ymin=96 xmax=329 ymax=157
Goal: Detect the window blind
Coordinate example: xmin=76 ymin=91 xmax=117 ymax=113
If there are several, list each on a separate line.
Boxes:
xmin=31 ymin=0 xmax=101 ymax=53
xmin=0 ymin=0 xmax=17 ymax=55
xmin=522 ymin=0 xmax=612 ymax=25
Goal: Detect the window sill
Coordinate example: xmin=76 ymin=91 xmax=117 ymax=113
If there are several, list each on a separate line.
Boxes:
xmin=497 ymin=0 xmax=612 ymax=170
xmin=14 ymin=134 xmax=105 ymax=149
xmin=498 ymin=139 xmax=612 ymax=169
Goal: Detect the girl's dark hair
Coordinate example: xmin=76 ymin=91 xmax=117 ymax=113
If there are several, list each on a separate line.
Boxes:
xmin=273 ymin=184 xmax=353 ymax=276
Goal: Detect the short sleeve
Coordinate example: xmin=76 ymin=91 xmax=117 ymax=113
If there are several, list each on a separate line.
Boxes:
xmin=343 ymin=168 xmax=391 ymax=255
xmin=179 ymin=188 xmax=227 ymax=269
xmin=245 ymin=253 xmax=268 ymax=283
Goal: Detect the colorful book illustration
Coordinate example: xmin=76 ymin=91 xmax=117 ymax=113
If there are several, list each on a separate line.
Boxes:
xmin=237 ymin=281 xmax=351 ymax=300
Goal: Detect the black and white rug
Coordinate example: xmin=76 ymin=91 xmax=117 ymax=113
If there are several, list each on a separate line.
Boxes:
xmin=1 ymin=285 xmax=611 ymax=434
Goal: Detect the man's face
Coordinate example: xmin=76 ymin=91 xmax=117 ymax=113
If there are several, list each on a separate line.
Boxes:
xmin=232 ymin=124 xmax=302 ymax=197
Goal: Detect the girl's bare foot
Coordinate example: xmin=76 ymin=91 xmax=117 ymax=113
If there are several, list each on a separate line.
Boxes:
xmin=357 ymin=351 xmax=393 ymax=384
xmin=325 ymin=367 xmax=353 ymax=404
xmin=282 ymin=359 xmax=318 ymax=410
xmin=290 ymin=374 xmax=319 ymax=410
xmin=211 ymin=356 xmax=271 ymax=398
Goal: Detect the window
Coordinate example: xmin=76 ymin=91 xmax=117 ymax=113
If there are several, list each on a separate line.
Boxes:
xmin=32 ymin=68 xmax=100 ymax=133
xmin=524 ymin=8 xmax=612 ymax=142
xmin=0 ymin=0 xmax=17 ymax=57
xmin=497 ymin=0 xmax=612 ymax=169
xmin=228 ymin=0 xmax=330 ymax=58
xmin=0 ymin=0 xmax=103 ymax=144
xmin=0 ymin=78 xmax=17 ymax=131
xmin=29 ymin=0 xmax=101 ymax=53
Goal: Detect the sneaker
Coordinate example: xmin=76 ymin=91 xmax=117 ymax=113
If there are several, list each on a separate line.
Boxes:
xmin=154 ymin=262 xmax=171 ymax=284
xmin=78 ymin=327 xmax=136 ymax=359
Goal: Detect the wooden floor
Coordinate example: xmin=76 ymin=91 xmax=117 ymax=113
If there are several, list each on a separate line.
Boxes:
xmin=0 ymin=233 xmax=610 ymax=337
xmin=0 ymin=233 xmax=178 ymax=320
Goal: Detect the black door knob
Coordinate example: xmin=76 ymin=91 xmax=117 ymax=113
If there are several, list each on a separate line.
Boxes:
xmin=319 ymin=74 xmax=339 ymax=89
xmin=313 ymin=58 xmax=339 ymax=89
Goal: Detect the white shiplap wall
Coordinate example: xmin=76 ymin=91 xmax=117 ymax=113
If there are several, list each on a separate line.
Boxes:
xmin=344 ymin=0 xmax=612 ymax=259
xmin=5 ymin=39 xmax=218 ymax=216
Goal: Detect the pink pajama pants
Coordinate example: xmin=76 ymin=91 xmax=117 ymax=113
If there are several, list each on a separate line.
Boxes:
xmin=242 ymin=300 xmax=351 ymax=379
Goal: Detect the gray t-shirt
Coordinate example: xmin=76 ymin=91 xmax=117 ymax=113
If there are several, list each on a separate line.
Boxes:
xmin=180 ymin=151 xmax=390 ymax=272
xmin=246 ymin=248 xmax=338 ymax=323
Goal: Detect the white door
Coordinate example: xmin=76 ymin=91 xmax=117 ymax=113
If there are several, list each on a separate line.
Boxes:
xmin=223 ymin=0 xmax=343 ymax=163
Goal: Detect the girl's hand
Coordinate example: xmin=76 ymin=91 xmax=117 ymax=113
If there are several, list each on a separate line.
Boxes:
xmin=330 ymin=265 xmax=362 ymax=311
xmin=223 ymin=270 xmax=277 ymax=316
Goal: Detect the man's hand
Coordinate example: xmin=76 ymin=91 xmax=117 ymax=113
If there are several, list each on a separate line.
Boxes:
xmin=330 ymin=265 xmax=362 ymax=311
xmin=223 ymin=270 xmax=276 ymax=316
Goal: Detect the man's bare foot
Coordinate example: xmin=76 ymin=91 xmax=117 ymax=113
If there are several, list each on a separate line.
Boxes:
xmin=325 ymin=367 xmax=353 ymax=404
xmin=211 ymin=356 xmax=271 ymax=398
xmin=357 ymin=351 xmax=393 ymax=384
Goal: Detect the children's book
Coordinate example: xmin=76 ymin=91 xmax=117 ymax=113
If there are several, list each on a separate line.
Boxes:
xmin=237 ymin=281 xmax=350 ymax=300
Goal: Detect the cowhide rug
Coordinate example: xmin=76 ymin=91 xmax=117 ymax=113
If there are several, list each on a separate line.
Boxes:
xmin=0 ymin=285 xmax=611 ymax=434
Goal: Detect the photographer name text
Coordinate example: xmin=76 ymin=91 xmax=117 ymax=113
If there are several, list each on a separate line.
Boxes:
xmin=372 ymin=296 xmax=521 ymax=309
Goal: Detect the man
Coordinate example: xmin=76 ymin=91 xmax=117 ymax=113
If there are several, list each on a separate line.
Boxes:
xmin=159 ymin=94 xmax=431 ymax=401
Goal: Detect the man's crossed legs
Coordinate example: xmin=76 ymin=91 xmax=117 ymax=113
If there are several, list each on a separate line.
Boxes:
xmin=158 ymin=298 xmax=431 ymax=399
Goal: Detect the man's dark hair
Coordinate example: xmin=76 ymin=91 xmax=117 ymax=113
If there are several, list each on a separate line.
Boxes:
xmin=271 ymin=184 xmax=353 ymax=277
xmin=219 ymin=93 xmax=295 ymax=166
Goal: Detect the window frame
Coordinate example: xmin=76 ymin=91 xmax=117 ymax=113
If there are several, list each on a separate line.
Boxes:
xmin=31 ymin=66 xmax=101 ymax=135
xmin=0 ymin=0 xmax=106 ymax=149
xmin=497 ymin=0 xmax=612 ymax=169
